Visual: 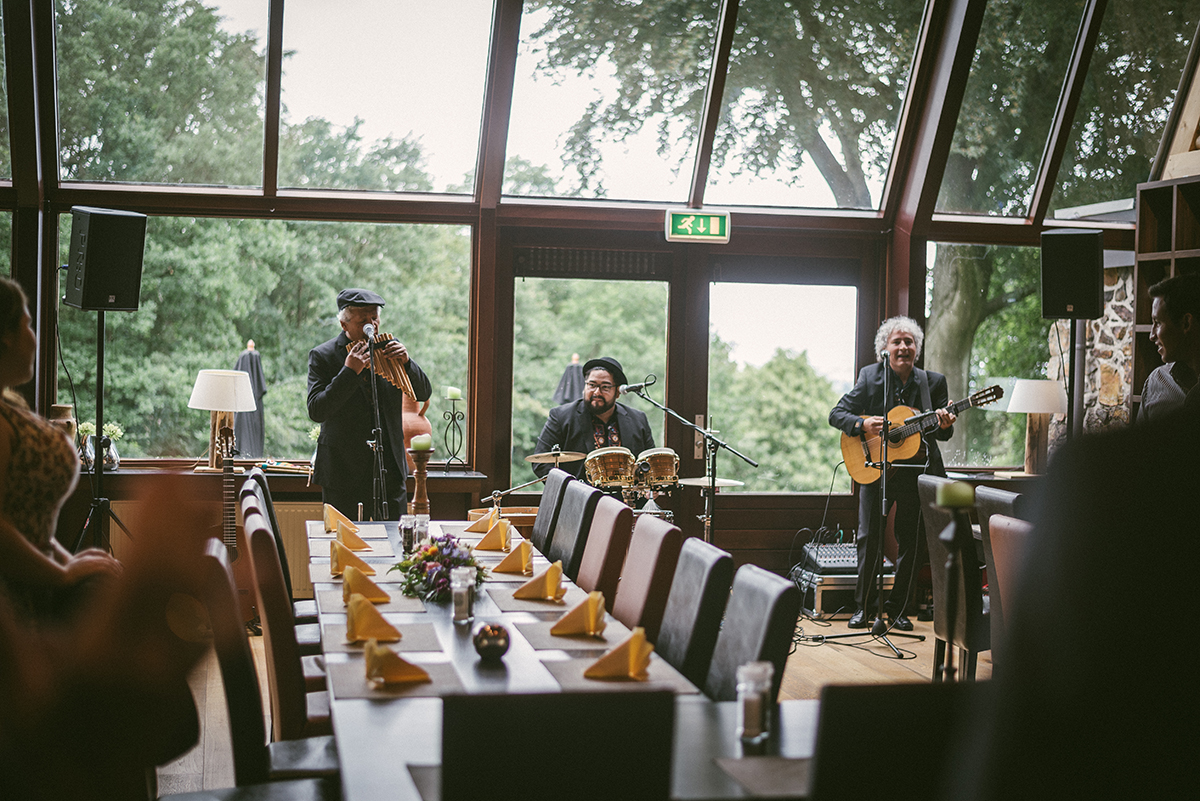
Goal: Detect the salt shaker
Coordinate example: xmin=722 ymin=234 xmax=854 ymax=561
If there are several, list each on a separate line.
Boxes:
xmin=736 ymin=661 xmax=774 ymax=745
xmin=400 ymin=515 xmax=416 ymax=554
xmin=415 ymin=513 xmax=430 ymax=542
xmin=451 ymin=566 xmax=474 ymax=623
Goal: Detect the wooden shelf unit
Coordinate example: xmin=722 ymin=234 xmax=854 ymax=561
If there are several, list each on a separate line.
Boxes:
xmin=1133 ymin=175 xmax=1200 ymax=418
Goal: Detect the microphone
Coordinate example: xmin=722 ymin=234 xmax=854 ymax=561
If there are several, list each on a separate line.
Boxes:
xmin=619 ymin=375 xmax=657 ymax=394
xmin=880 ymin=350 xmax=890 ymax=362
xmin=362 ymin=323 xmax=377 ymax=342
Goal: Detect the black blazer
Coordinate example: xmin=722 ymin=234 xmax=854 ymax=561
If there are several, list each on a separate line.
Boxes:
xmin=307 ymin=331 xmax=432 ymax=496
xmin=829 ymin=362 xmax=953 ymax=475
xmin=531 ymin=400 xmax=655 ymax=479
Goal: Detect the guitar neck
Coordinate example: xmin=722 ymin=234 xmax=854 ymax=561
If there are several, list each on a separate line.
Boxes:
xmin=223 ymin=454 xmax=237 ymax=550
xmin=888 ymin=393 xmax=982 ymax=441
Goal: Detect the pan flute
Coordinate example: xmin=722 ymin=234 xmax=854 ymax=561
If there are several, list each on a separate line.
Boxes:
xmin=364 ymin=332 xmax=417 ymax=400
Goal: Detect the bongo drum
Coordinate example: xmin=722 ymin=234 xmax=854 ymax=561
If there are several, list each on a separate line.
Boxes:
xmin=635 ymin=447 xmax=680 ymax=491
xmin=583 ymin=447 xmax=636 ymax=488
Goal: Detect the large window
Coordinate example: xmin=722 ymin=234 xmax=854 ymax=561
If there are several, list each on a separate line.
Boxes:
xmin=924 ymin=241 xmax=1048 ymax=467
xmin=708 ymin=282 xmax=856 ymax=493
xmin=704 ymin=0 xmax=924 ymax=210
xmin=276 ymin=0 xmax=492 ymax=193
xmin=57 ymin=216 xmax=471 ymax=462
xmin=936 ymin=0 xmax=1087 ymax=217
xmin=504 ymin=0 xmax=722 ymax=202
xmin=511 ymin=277 xmax=668 ymax=482
xmin=56 ymin=0 xmax=267 ymax=186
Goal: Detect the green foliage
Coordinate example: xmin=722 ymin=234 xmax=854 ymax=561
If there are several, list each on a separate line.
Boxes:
xmin=708 ymin=340 xmax=850 ymax=493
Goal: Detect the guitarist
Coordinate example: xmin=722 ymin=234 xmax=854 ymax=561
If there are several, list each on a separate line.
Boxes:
xmin=829 ymin=316 xmax=956 ymax=632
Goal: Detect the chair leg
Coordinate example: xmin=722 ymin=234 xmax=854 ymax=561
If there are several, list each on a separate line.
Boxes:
xmin=932 ymin=638 xmax=946 ymax=683
xmin=962 ymin=648 xmax=978 ymax=681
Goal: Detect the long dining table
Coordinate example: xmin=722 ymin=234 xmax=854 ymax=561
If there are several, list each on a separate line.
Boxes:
xmin=307 ymin=518 xmax=821 ymax=800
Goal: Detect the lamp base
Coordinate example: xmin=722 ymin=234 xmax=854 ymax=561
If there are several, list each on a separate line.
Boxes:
xmin=1023 ymin=412 xmax=1051 ymax=475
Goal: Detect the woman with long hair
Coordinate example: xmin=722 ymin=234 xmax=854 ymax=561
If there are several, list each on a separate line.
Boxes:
xmin=0 ymin=276 xmax=120 ymax=615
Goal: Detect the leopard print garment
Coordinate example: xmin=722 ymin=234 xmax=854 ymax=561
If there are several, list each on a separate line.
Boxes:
xmin=0 ymin=401 xmax=79 ymax=553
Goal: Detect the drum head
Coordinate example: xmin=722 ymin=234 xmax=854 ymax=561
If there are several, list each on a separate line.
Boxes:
xmin=636 ymin=447 xmax=676 ymax=461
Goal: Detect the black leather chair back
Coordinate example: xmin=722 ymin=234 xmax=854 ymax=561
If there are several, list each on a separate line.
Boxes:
xmin=703 ymin=564 xmax=801 ymax=702
xmin=530 ymin=468 xmax=573 ymax=555
xmin=656 ymin=538 xmax=733 ymax=688
xmin=547 ymin=480 xmax=602 ymax=581
xmin=975 ymin=484 xmax=1031 ymax=658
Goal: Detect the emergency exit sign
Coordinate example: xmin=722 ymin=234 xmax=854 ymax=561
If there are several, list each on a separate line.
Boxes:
xmin=665 ymin=210 xmax=730 ymax=243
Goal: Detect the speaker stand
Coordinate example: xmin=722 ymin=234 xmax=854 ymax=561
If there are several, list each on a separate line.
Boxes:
xmin=73 ymin=310 xmax=129 ymax=553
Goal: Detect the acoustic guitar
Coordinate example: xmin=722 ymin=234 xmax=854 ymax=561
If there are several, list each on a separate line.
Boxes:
xmin=218 ymin=424 xmax=259 ymax=630
xmin=840 ymin=385 xmax=1004 ymax=485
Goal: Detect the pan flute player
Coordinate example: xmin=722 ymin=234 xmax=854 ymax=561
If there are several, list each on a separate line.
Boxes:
xmin=308 ymin=288 xmax=432 ymax=520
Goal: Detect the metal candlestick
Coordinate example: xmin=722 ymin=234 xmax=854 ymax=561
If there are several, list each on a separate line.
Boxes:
xmin=442 ymin=396 xmax=466 ymax=466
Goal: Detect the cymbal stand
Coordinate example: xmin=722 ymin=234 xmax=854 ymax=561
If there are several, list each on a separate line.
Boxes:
xmin=485 ymin=475 xmax=547 ymax=507
xmin=625 ymin=385 xmax=757 ymax=544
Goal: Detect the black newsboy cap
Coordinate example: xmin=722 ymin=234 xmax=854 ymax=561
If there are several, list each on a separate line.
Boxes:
xmin=582 ymin=356 xmax=627 ymax=388
xmin=337 ymin=288 xmax=385 ymax=309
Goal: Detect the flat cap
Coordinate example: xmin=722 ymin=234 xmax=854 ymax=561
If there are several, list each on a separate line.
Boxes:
xmin=337 ymin=288 xmax=385 ymax=309
xmin=582 ymin=356 xmax=627 ymax=388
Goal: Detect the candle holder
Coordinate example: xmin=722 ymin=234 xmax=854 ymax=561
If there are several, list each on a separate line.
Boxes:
xmin=442 ymin=396 xmax=466 ymax=467
xmin=408 ymin=447 xmax=434 ymax=517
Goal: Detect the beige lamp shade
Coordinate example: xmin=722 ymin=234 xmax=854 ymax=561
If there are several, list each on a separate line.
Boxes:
xmin=1007 ymin=379 xmax=1068 ymax=475
xmin=188 ymin=369 xmax=257 ymax=412
xmin=1007 ymin=379 xmax=1068 ymax=415
xmin=189 ymin=370 xmax=256 ymax=470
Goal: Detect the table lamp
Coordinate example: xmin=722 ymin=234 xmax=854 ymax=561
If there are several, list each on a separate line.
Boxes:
xmin=1007 ymin=379 xmax=1068 ymax=475
xmin=188 ymin=369 xmax=257 ymax=471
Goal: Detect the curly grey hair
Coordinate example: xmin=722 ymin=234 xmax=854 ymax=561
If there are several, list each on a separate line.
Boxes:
xmin=874 ymin=315 xmax=924 ymax=362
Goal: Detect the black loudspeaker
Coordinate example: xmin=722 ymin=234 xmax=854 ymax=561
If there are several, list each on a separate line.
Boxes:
xmin=64 ymin=206 xmax=147 ymax=312
xmin=1040 ymin=228 xmax=1104 ymax=319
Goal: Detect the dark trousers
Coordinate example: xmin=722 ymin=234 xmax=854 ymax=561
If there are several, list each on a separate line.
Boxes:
xmin=321 ymin=446 xmax=407 ymax=522
xmin=854 ymin=467 xmax=925 ymax=617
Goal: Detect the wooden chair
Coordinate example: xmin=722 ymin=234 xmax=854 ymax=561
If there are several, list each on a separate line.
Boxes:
xmin=246 ymin=467 xmax=319 ymax=623
xmin=197 ymin=538 xmax=339 ymax=786
xmin=530 ymin=468 xmax=573 ymax=555
xmin=703 ymin=564 xmax=800 ymax=702
xmin=441 ymin=691 xmax=674 ymax=801
xmin=986 ymin=514 xmax=1033 ymax=642
xmin=917 ymin=475 xmax=990 ymax=682
xmin=974 ymin=484 xmax=1031 ymax=660
xmin=574 ymin=495 xmax=634 ymax=610
xmin=546 ymin=479 xmax=602 ymax=581
xmin=242 ymin=505 xmax=333 ymax=741
xmin=611 ymin=514 xmax=683 ymax=643
xmin=240 ymin=484 xmax=326 ymax=686
xmin=655 ymin=537 xmax=733 ymax=689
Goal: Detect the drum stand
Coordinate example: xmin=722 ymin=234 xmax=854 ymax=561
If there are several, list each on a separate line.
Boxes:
xmin=625 ymin=386 xmax=757 ymax=543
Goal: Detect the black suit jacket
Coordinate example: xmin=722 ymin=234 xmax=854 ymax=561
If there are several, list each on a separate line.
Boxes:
xmin=531 ymin=400 xmax=655 ymax=479
xmin=307 ymin=331 xmax=432 ymax=500
xmin=829 ymin=362 xmax=953 ymax=476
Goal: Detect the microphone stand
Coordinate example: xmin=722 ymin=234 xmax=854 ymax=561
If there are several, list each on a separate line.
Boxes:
xmin=626 ymin=382 xmax=757 ymax=544
xmin=364 ymin=336 xmax=389 ymax=521
xmin=818 ymin=353 xmax=923 ymax=654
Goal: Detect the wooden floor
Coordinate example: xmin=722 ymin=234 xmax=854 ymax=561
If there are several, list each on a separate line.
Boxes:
xmin=163 ymin=617 xmax=989 ymax=790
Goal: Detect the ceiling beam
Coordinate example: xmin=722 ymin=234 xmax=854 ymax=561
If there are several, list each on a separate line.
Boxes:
xmin=687 ymin=0 xmax=741 ymax=209
xmin=262 ymin=0 xmax=285 ymax=197
xmin=475 ymin=0 xmax=524 ymax=210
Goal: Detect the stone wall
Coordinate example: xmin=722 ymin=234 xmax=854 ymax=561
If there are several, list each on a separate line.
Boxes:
xmin=1047 ymin=265 xmax=1134 ymax=445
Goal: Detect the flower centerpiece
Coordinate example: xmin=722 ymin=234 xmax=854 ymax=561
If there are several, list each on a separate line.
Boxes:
xmin=388 ymin=532 xmax=486 ymax=603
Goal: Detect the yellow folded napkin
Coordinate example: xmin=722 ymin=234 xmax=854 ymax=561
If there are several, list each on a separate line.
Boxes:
xmin=474 ymin=518 xmax=511 ymax=552
xmin=324 ymin=503 xmax=356 ymax=533
xmin=512 ymin=560 xmax=566 ymax=602
xmin=465 ymin=507 xmax=499 ymax=533
xmin=364 ymin=639 xmax=430 ymax=685
xmin=551 ymin=590 xmax=607 ymax=637
xmin=346 ymin=593 xmax=401 ymax=643
xmin=337 ymin=519 xmax=371 ymax=550
xmin=493 ymin=540 xmax=533 ymax=576
xmin=331 ymin=540 xmax=375 ymax=576
xmin=584 ymin=626 xmax=653 ymax=681
xmin=342 ymin=565 xmax=391 ymax=604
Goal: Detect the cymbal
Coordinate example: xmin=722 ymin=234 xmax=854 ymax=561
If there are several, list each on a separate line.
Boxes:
xmin=678 ymin=477 xmax=745 ymax=488
xmin=524 ymin=450 xmax=587 ymax=464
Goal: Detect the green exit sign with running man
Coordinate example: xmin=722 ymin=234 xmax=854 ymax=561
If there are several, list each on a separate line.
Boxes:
xmin=664 ymin=210 xmax=730 ymax=243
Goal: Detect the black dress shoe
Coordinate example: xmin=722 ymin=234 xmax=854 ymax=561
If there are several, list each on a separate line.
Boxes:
xmin=891 ymin=615 xmax=914 ymax=632
xmin=847 ymin=610 xmax=869 ymax=629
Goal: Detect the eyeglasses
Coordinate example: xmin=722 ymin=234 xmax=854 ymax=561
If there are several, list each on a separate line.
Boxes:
xmin=584 ymin=381 xmax=616 ymax=393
